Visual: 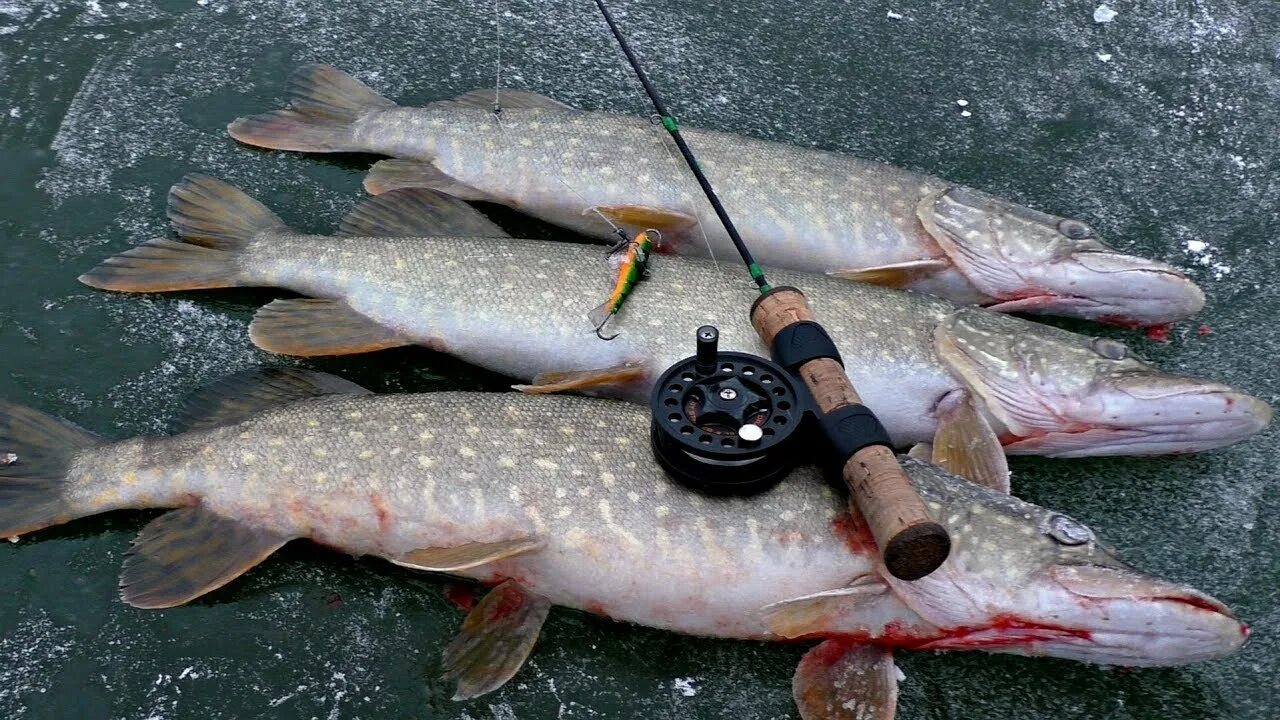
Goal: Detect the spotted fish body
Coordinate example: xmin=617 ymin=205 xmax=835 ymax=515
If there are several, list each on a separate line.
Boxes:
xmin=228 ymin=65 xmax=1208 ymax=326
xmin=78 ymin=176 xmax=1270 ymax=458
xmin=0 ymin=376 xmax=1246 ymax=707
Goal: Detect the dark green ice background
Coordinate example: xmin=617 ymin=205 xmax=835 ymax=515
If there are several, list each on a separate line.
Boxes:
xmin=1 ymin=0 xmax=1278 ymax=717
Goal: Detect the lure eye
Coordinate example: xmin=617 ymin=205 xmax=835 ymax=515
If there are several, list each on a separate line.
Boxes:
xmin=1091 ymin=338 xmax=1128 ymax=360
xmin=1058 ymin=219 xmax=1094 ymax=240
xmin=1045 ymin=514 xmax=1092 ymax=546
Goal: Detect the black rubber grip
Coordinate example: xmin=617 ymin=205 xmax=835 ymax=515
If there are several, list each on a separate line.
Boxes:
xmin=819 ymin=403 xmax=893 ymax=463
xmin=771 ymin=321 xmax=843 ymax=372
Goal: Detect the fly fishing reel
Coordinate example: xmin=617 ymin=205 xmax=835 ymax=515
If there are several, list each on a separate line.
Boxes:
xmin=650 ymin=326 xmax=807 ymax=495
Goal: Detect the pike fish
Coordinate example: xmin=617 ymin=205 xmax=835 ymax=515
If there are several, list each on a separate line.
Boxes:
xmin=79 ymin=175 xmax=1271 ymax=460
xmin=0 ymin=370 xmax=1246 ymax=718
xmin=227 ymin=64 xmax=1206 ymax=327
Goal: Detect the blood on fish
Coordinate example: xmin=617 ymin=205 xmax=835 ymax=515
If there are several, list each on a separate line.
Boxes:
xmin=1144 ymin=324 xmax=1171 ymax=342
xmin=1198 ymin=324 xmax=1212 ymax=336
xmin=443 ymin=583 xmax=478 ymax=612
xmin=483 ymin=587 xmax=527 ymax=622
xmin=1097 ymin=315 xmax=1144 ymax=329
xmin=369 ymin=492 xmax=391 ymax=533
xmin=831 ymin=514 xmax=878 ymax=555
xmin=584 ymin=600 xmax=609 ymax=618
xmin=324 ymin=591 xmax=343 ymax=609
xmin=819 ymin=615 xmax=1092 ymax=651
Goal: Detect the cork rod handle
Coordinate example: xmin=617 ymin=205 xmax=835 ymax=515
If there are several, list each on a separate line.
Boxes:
xmin=751 ymin=288 xmax=950 ymax=581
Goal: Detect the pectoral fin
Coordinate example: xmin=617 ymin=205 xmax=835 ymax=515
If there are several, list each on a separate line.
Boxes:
xmin=249 ymin=298 xmax=410 ymax=357
xmin=513 ymin=364 xmax=648 ymax=395
xmin=591 ymin=205 xmax=697 ymax=234
xmin=794 ymin=641 xmax=900 ymax=720
xmin=932 ymin=389 xmax=1010 ymax=493
xmin=442 ymin=580 xmax=552 ymax=700
xmin=760 ymin=575 xmax=890 ymax=639
xmin=829 ymin=258 xmax=951 ymax=288
xmin=120 ymin=506 xmax=292 ymax=609
xmin=392 ymin=537 xmax=543 ymax=572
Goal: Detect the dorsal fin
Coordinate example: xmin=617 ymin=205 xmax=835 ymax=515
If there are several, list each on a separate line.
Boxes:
xmin=449 ymin=89 xmax=576 ymax=111
xmin=338 ymin=188 xmax=509 ymax=238
xmin=175 ymin=368 xmax=371 ymax=432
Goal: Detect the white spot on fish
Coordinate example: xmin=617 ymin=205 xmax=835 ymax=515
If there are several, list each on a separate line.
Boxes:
xmin=460 ymin=447 xmax=477 ymax=458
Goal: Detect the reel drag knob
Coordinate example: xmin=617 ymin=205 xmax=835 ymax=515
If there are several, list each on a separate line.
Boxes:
xmin=650 ymin=325 xmax=804 ymax=495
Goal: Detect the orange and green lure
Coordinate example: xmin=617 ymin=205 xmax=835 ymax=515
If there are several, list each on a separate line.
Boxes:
xmin=591 ymin=229 xmax=656 ymax=340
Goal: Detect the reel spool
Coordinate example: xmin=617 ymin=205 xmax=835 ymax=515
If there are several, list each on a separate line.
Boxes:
xmin=650 ymin=326 xmax=805 ymax=495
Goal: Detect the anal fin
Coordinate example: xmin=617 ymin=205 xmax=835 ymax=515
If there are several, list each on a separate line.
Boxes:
xmin=249 ymin=298 xmax=409 ymax=357
xmin=829 ymin=258 xmax=950 ymax=288
xmin=442 ymin=580 xmax=551 ymax=700
xmin=363 ymin=159 xmax=488 ymax=200
xmin=513 ymin=364 xmax=648 ymax=395
xmin=120 ymin=506 xmax=292 ymax=609
xmin=794 ymin=641 xmax=900 ymax=720
xmin=392 ymin=537 xmax=542 ymax=572
xmin=932 ymin=389 xmax=1010 ymax=493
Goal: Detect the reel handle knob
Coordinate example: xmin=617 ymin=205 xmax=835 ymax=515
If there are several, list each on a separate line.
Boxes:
xmin=750 ymin=287 xmax=950 ymax=581
xmin=695 ymin=325 xmax=719 ymax=374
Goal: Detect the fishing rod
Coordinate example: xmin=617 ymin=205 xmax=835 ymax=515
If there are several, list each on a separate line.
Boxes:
xmin=591 ymin=0 xmax=950 ymax=581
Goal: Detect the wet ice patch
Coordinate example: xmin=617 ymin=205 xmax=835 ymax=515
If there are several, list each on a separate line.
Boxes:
xmin=97 ymin=296 xmax=270 ymax=432
xmin=1093 ymin=4 xmax=1117 ymax=23
xmin=0 ymin=609 xmax=77 ymax=716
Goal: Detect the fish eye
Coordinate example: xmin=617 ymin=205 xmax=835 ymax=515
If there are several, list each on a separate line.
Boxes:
xmin=1091 ymin=338 xmax=1128 ymax=360
xmin=1045 ymin=514 xmax=1093 ymax=546
xmin=1058 ymin=219 xmax=1094 ymax=240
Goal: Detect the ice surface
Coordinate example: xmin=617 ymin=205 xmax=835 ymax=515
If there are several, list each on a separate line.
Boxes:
xmin=0 ymin=0 xmax=1278 ymax=718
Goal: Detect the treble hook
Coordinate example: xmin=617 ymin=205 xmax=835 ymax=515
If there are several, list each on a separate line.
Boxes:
xmin=594 ymin=313 xmax=619 ymax=341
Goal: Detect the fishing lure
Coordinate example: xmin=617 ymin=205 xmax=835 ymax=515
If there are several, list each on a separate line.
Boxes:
xmin=591 ymin=230 xmax=656 ymax=340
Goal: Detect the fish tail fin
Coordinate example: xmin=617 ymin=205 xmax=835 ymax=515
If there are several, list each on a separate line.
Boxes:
xmin=227 ymin=64 xmax=397 ymax=152
xmin=0 ymin=400 xmax=105 ymax=537
xmin=79 ymin=174 xmax=286 ymax=293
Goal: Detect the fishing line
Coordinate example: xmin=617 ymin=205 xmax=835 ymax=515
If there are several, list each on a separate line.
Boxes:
xmin=649 ymin=114 xmax=723 ymax=275
xmin=590 ymin=0 xmax=771 ymax=293
xmin=488 ymin=0 xmax=629 ymax=242
xmin=492 ymin=0 xmax=503 ymax=113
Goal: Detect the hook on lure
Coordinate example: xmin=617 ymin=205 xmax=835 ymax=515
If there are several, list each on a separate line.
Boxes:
xmin=590 ymin=229 xmax=658 ymax=341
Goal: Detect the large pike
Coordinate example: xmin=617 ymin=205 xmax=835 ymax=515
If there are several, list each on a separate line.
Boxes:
xmin=0 ymin=370 xmax=1246 ymax=718
xmin=79 ymin=176 xmax=1271 ymax=459
xmin=226 ymin=64 xmax=1205 ymax=327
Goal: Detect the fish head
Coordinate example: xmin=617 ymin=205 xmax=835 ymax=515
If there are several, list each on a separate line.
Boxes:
xmin=934 ymin=308 xmax=1271 ymax=456
xmin=880 ymin=459 xmax=1247 ymax=666
xmin=918 ymin=187 xmax=1204 ymax=326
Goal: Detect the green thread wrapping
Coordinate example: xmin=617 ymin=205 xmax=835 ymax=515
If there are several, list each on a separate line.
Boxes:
xmin=660 ymin=115 xmax=678 ymax=132
xmin=748 ymin=263 xmax=771 ymax=294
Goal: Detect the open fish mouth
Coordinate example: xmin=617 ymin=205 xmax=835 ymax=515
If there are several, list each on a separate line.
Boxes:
xmin=919 ymin=187 xmax=1206 ymax=326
